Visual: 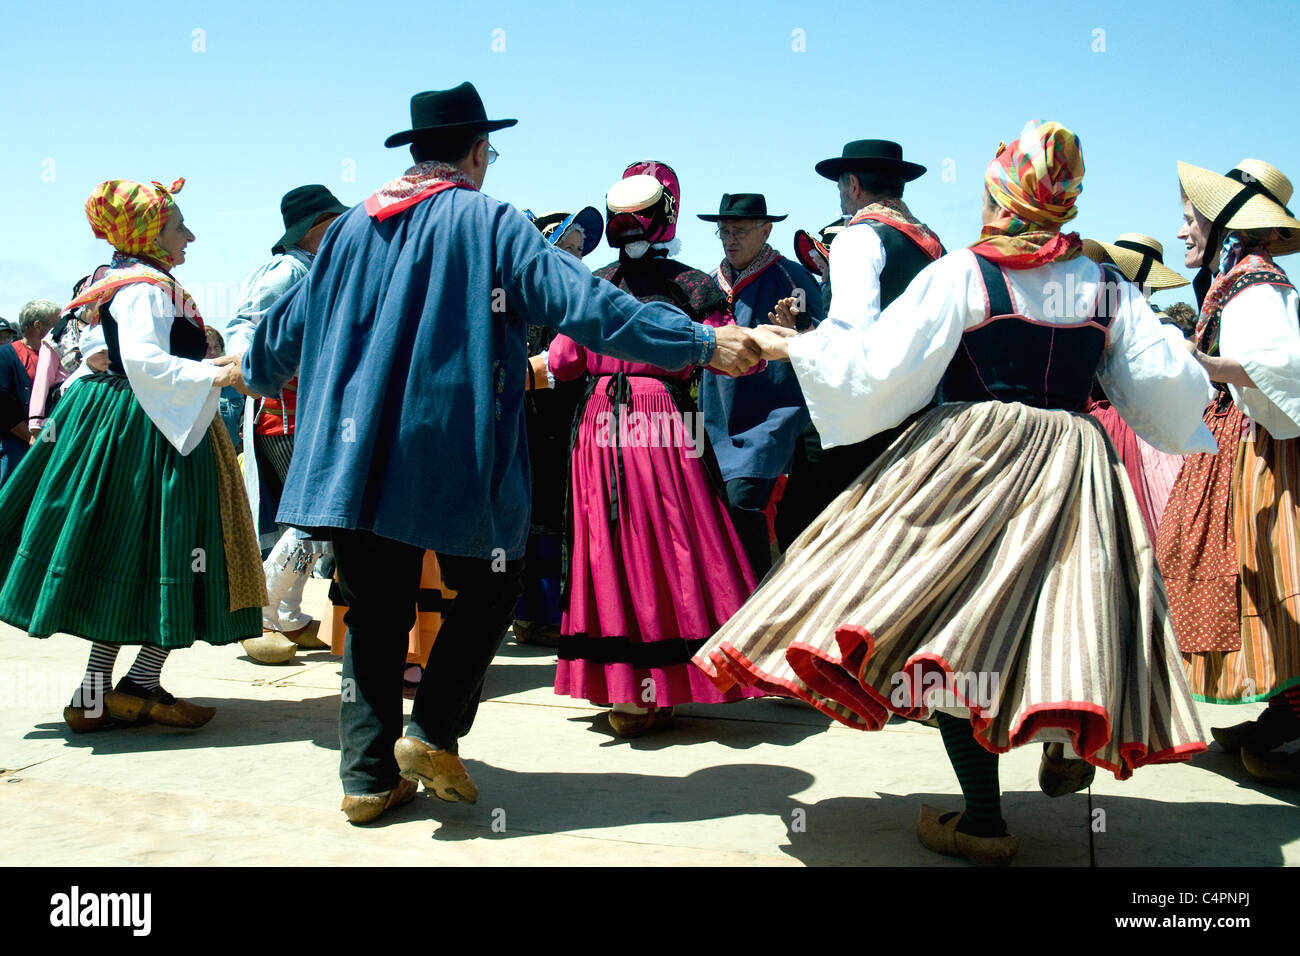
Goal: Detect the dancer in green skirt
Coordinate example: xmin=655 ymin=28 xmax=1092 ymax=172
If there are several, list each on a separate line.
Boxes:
xmin=0 ymin=177 xmax=265 ymax=731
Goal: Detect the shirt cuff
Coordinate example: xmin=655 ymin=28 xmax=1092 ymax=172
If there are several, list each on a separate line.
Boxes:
xmin=694 ymin=323 xmax=716 ymax=366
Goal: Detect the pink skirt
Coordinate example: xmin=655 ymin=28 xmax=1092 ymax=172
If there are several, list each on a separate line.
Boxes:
xmin=1089 ymin=401 xmax=1183 ymax=540
xmin=556 ymin=375 xmax=763 ymax=706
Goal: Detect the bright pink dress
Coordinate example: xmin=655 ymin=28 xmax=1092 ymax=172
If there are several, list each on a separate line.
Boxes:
xmin=548 ymin=334 xmax=764 ymax=707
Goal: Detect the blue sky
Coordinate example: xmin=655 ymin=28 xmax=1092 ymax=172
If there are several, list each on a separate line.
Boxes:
xmin=2 ymin=0 xmax=1298 ymax=329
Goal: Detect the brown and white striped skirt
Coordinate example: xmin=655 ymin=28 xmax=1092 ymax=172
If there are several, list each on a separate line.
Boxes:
xmin=693 ymin=401 xmax=1206 ymax=780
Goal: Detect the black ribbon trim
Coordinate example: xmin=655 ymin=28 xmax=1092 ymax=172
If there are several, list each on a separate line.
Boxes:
xmin=1196 ymin=168 xmax=1295 ymax=308
xmin=1226 ymin=168 xmax=1294 ymax=217
xmin=557 ymin=633 xmax=708 ymax=667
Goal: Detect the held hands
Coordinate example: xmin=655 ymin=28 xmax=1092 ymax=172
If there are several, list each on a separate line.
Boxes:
xmin=749 ymin=324 xmax=797 ymax=362
xmin=708 ymin=324 xmax=764 ymax=375
xmin=211 ymin=352 xmax=261 ymax=397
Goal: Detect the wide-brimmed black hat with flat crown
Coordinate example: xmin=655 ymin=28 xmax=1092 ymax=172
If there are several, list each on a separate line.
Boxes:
xmin=384 ymin=81 xmax=518 ymax=148
xmin=815 ymin=140 xmax=926 ymax=182
xmin=697 ymin=193 xmax=788 ymax=223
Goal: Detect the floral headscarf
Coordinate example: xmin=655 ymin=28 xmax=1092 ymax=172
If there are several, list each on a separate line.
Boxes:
xmin=85 ymin=177 xmax=186 ymax=267
xmin=969 ymin=120 xmax=1085 ymax=269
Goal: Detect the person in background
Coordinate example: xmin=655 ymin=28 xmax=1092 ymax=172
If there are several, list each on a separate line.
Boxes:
xmin=224 ymin=185 xmax=348 ymax=665
xmin=0 ymin=318 xmax=18 ymax=346
xmin=698 ymin=192 xmax=823 ymax=579
xmin=205 ymin=327 xmax=244 ymax=453
xmin=13 ymin=300 xmax=59 ymax=385
xmin=512 ymin=206 xmax=604 ymax=648
xmin=1161 ymin=301 xmax=1197 ymax=339
xmin=0 ymin=335 xmax=32 ymax=485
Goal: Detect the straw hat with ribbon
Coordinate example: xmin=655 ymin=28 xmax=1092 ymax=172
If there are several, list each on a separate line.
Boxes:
xmin=1081 ymin=233 xmax=1189 ymax=291
xmin=1178 ymin=159 xmax=1300 ymax=257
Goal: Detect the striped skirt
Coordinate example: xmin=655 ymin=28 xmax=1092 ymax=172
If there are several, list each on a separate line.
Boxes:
xmin=0 ymin=375 xmax=264 ymax=647
xmin=693 ymin=401 xmax=1206 ymax=780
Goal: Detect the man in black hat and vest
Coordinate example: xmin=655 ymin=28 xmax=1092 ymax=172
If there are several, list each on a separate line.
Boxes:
xmin=225 ymin=185 xmax=350 ymax=666
xmin=226 ymin=82 xmax=761 ymax=823
xmin=775 ymin=140 xmax=946 ymax=544
xmin=697 ymin=193 xmax=823 ymax=578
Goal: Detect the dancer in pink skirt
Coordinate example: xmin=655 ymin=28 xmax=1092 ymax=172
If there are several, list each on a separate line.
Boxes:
xmin=1082 ymin=233 xmax=1193 ymax=538
xmin=531 ymin=161 xmax=765 ymax=737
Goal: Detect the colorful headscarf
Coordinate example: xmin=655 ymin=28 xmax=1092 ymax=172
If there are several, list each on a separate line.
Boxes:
xmin=969 ymin=120 xmax=1085 ymax=269
xmin=65 ymin=177 xmax=201 ymax=326
xmin=85 ymin=177 xmax=185 ymax=267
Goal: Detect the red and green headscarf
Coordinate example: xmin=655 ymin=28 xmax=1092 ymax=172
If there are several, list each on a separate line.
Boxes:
xmin=970 ymin=120 xmax=1085 ymax=269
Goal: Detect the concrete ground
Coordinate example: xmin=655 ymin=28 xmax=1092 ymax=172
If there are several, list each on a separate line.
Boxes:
xmin=2 ymin=579 xmax=1297 ymax=866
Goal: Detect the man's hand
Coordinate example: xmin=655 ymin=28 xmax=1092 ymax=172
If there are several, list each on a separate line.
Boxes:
xmin=86 ymin=351 xmax=110 ymax=372
xmin=748 ymin=324 xmax=797 ymax=362
xmin=768 ymin=296 xmax=804 ymax=329
xmin=708 ymin=325 xmax=763 ymax=375
xmin=212 ymin=352 xmax=262 ymax=396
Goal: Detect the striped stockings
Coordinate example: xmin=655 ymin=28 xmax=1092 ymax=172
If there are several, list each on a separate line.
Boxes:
xmin=935 ymin=712 xmax=1007 ymax=837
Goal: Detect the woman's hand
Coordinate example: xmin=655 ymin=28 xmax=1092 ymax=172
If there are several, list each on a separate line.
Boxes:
xmin=86 ymin=350 xmax=110 ymax=372
xmin=749 ymin=324 xmax=797 ymax=362
xmin=527 ymin=353 xmax=550 ymax=391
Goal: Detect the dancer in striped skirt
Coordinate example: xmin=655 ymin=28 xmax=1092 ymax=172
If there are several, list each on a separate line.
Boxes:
xmin=0 ymin=178 xmax=265 ymax=731
xmin=1157 ymin=158 xmax=1300 ymax=787
xmin=698 ymin=121 xmax=1215 ymax=865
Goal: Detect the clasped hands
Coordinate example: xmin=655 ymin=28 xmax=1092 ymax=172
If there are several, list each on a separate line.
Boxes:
xmin=706 ymin=296 xmax=805 ymax=373
xmin=211 ymin=353 xmax=263 ymax=397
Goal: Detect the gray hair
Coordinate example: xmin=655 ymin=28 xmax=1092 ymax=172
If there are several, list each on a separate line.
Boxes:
xmin=18 ymin=298 xmax=60 ymax=335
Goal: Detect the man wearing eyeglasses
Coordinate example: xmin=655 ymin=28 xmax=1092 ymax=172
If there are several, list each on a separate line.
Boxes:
xmin=697 ymin=193 xmax=824 ymax=579
xmin=227 ymin=82 xmax=762 ymax=822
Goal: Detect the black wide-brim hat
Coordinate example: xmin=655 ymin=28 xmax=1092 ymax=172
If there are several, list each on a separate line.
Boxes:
xmin=384 ymin=81 xmax=517 ymax=148
xmin=697 ymin=192 xmax=787 ymax=223
xmin=273 ymin=185 xmax=350 ymax=255
xmin=815 ymin=139 xmax=926 ymax=182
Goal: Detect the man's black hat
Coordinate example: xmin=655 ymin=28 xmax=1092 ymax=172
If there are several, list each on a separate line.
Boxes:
xmin=273 ymin=185 xmax=349 ymax=255
xmin=384 ymin=81 xmax=518 ymax=148
xmin=815 ymin=140 xmax=926 ymax=182
xmin=697 ymin=193 xmax=788 ymax=223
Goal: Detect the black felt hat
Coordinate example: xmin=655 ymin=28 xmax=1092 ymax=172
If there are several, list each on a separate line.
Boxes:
xmin=815 ymin=140 xmax=926 ymax=182
xmin=697 ymin=193 xmax=788 ymax=222
xmin=384 ymin=82 xmax=518 ymax=148
xmin=272 ymin=185 xmax=349 ymax=255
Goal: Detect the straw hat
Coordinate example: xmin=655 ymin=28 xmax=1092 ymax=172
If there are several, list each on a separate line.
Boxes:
xmin=1177 ymin=159 xmax=1300 ymax=256
xmin=1081 ymin=233 xmax=1189 ymax=291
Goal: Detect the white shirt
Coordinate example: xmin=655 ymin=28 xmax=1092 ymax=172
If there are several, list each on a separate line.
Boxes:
xmin=1218 ymin=282 xmax=1300 ymax=438
xmin=788 ymin=250 xmax=1217 ymax=456
xmin=825 ymin=223 xmax=885 ymax=332
xmin=110 ymin=284 xmax=221 ymax=455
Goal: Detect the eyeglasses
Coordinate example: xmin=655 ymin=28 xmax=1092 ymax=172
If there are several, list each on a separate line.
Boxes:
xmin=715 ymin=224 xmax=762 ymax=242
xmin=487 ymin=144 xmax=499 ymax=165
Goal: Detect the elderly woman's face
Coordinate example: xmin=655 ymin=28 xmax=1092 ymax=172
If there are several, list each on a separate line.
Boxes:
xmin=555 ymin=227 xmax=586 ymax=258
xmin=981 ymin=190 xmax=1001 ymax=228
xmin=1178 ymin=198 xmax=1213 ymax=269
xmin=157 ymin=204 xmax=196 ymax=265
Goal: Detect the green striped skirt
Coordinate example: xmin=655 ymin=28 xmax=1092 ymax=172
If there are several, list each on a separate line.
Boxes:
xmin=0 ymin=375 xmax=262 ymax=647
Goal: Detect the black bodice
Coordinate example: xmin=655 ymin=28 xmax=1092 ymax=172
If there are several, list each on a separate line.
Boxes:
xmin=100 ymin=285 xmax=207 ymax=374
xmin=936 ymin=257 xmax=1119 ymax=412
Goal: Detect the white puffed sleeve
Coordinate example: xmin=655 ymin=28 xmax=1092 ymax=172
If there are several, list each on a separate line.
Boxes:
xmin=1097 ymin=283 xmax=1217 ymax=455
xmin=825 ymin=223 xmax=886 ymax=331
xmin=1218 ymin=282 xmax=1300 ymax=439
xmin=788 ymin=252 xmax=979 ymax=447
xmin=111 ymin=283 xmax=221 ymax=455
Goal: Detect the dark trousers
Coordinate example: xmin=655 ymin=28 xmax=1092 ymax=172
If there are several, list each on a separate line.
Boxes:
xmin=724 ymin=477 xmax=778 ymax=580
xmin=333 ymin=529 xmax=525 ymax=794
xmin=775 ymin=421 xmax=911 ymax=550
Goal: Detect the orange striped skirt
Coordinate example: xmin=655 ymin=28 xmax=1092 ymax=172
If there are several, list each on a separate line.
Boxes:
xmin=1178 ymin=421 xmax=1300 ymax=702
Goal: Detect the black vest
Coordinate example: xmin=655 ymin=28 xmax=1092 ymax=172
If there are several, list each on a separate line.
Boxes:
xmin=100 ymin=286 xmax=207 ymax=374
xmin=864 ymin=219 xmax=944 ymax=309
xmin=938 ymin=257 xmax=1120 ymax=412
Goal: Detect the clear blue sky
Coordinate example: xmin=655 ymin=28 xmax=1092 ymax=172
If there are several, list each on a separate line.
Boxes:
xmin=2 ymin=0 xmax=1298 ymax=328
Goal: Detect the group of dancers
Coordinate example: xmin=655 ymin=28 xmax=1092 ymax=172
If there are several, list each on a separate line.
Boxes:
xmin=2 ymin=80 xmax=1299 ymax=866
